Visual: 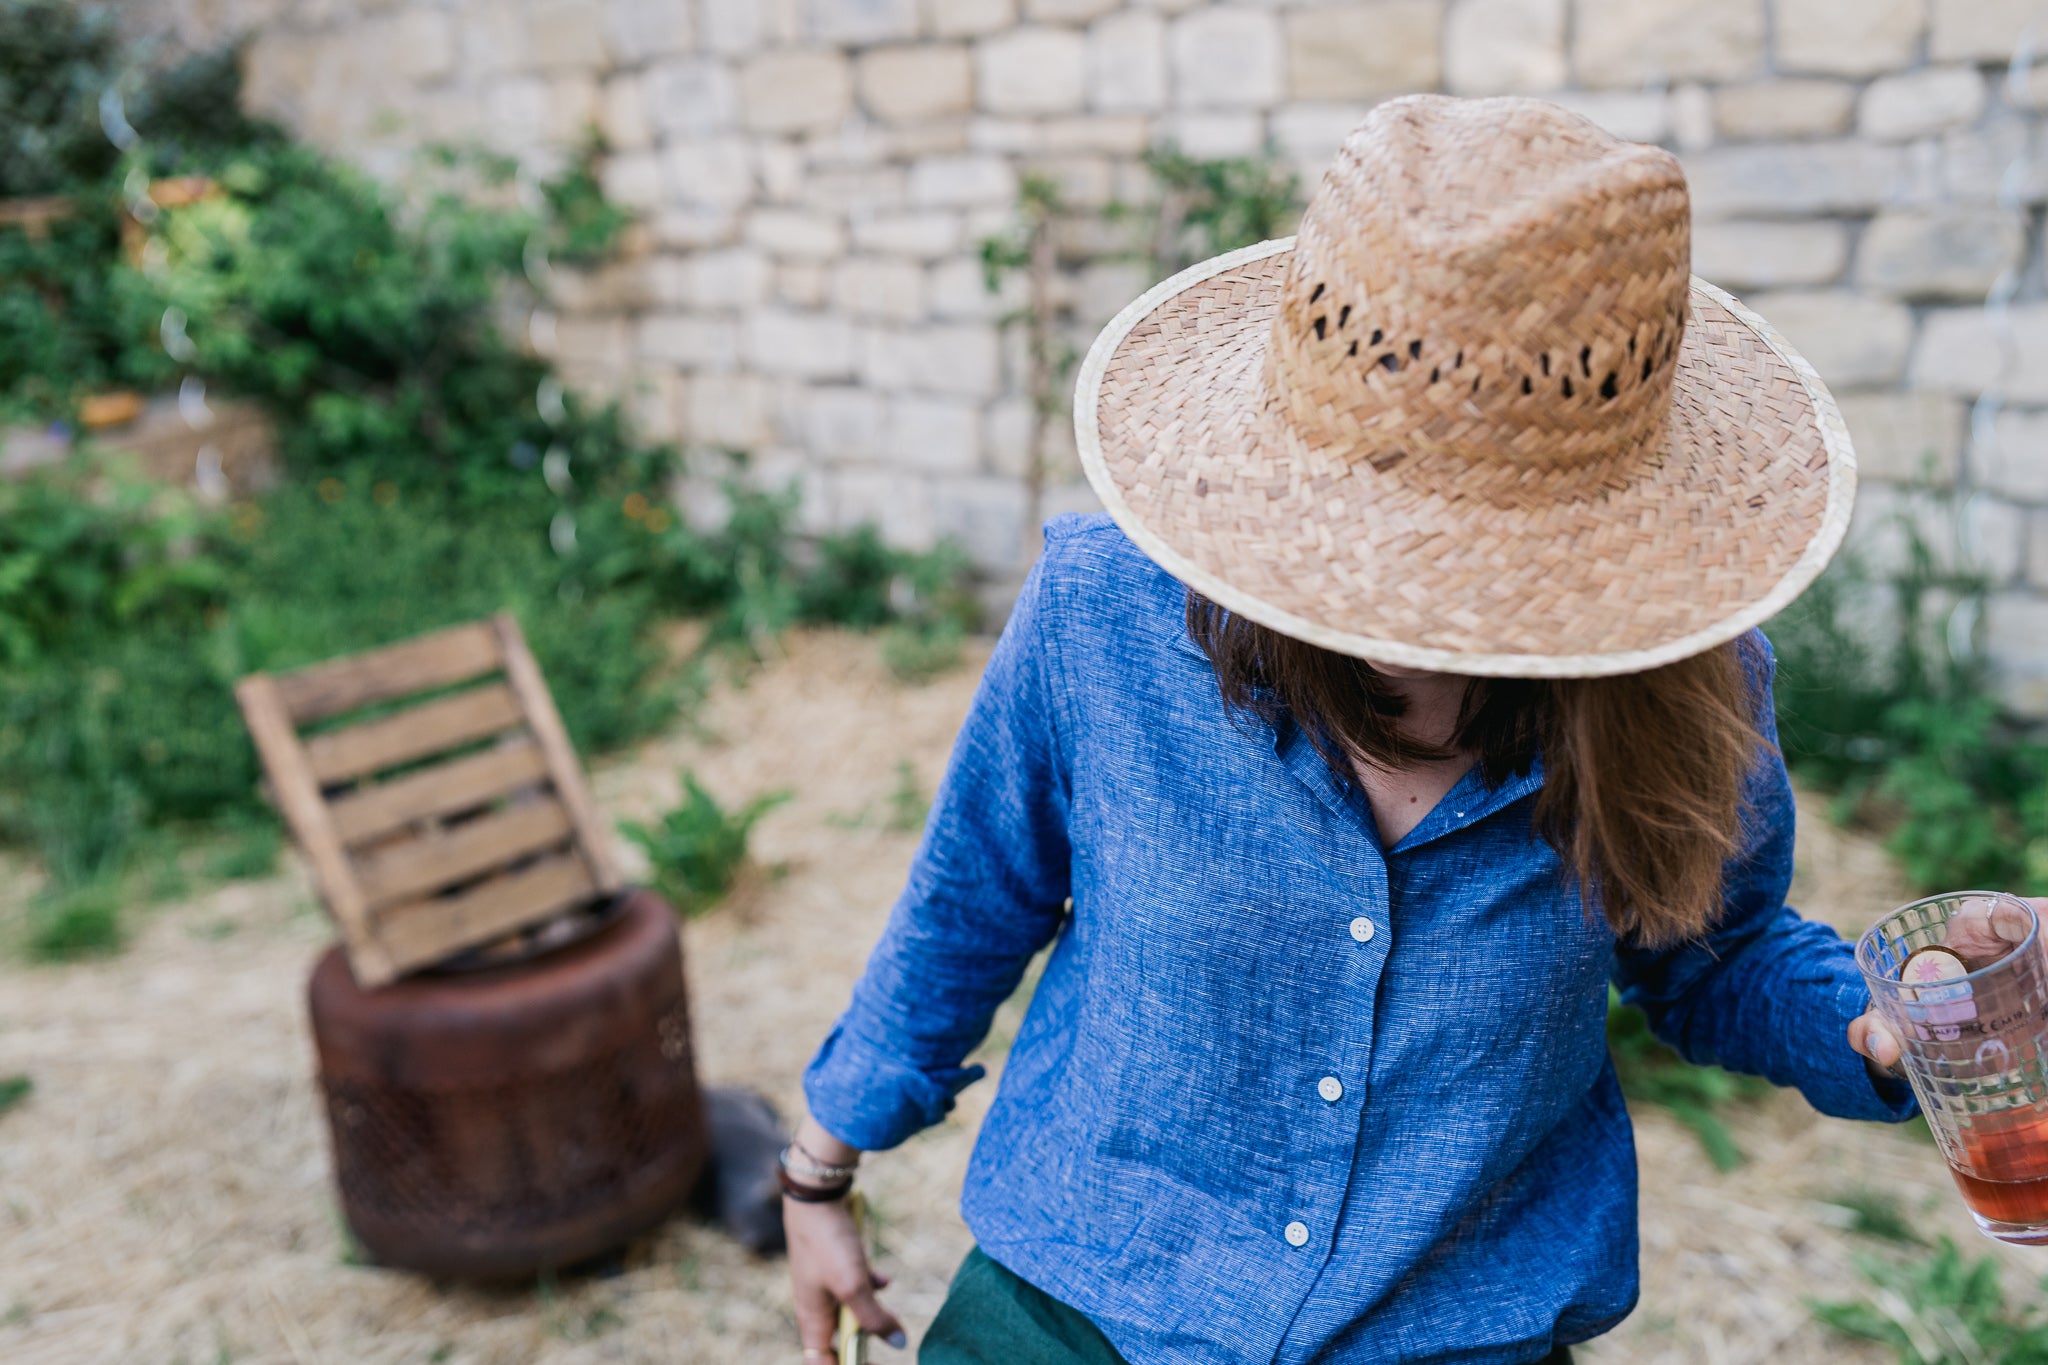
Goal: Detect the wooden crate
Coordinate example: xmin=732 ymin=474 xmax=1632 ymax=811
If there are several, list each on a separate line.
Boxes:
xmin=235 ymin=615 xmax=623 ymax=987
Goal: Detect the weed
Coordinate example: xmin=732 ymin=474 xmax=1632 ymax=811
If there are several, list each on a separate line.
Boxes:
xmin=0 ymin=1074 xmax=30 ymax=1117
xmin=1607 ymin=989 xmax=1769 ymax=1171
xmin=202 ymin=816 xmax=280 ymax=882
xmin=887 ymin=760 xmax=929 ymax=834
xmin=881 ymin=619 xmax=964 ymax=684
xmin=26 ymin=880 xmax=123 ymax=960
xmin=1812 ymin=1235 xmax=2048 ymax=1363
xmin=620 ymin=772 xmax=792 ymax=916
xmin=1822 ymin=1188 xmax=1927 ymax=1245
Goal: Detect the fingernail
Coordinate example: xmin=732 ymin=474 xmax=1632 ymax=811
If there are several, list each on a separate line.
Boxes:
xmin=887 ymin=1330 xmax=908 ymax=1350
xmin=1998 ymin=916 xmax=2030 ymax=942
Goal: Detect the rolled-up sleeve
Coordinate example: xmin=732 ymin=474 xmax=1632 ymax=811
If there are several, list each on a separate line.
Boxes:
xmin=802 ymin=551 xmax=1075 ymax=1151
xmin=1612 ymin=634 xmax=1917 ymax=1124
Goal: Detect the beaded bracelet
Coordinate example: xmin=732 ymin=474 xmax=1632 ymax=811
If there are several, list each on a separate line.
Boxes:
xmin=778 ymin=1165 xmax=853 ymax=1203
xmin=781 ymin=1142 xmax=859 ymax=1184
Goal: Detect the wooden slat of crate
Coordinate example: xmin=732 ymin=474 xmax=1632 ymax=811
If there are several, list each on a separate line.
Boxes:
xmin=274 ymin=621 xmax=502 ymax=725
xmin=374 ymin=853 xmax=598 ymax=976
xmin=234 ymin=674 xmax=396 ymax=985
xmin=493 ymin=614 xmax=623 ymax=895
xmin=355 ymin=800 xmax=574 ymax=911
xmin=305 ymin=683 xmax=523 ymax=786
xmin=328 ymin=739 xmax=549 ymax=846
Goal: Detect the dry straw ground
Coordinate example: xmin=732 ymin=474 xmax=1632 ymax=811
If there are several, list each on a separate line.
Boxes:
xmin=0 ymin=629 xmax=2039 ymax=1364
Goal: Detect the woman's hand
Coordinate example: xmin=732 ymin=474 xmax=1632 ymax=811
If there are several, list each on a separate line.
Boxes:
xmin=786 ymin=1118 xmax=906 ymax=1360
xmin=1849 ymin=895 xmax=2046 ymax=1077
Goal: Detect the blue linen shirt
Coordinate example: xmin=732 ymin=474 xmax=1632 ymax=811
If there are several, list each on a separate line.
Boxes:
xmin=805 ymin=513 xmax=1914 ymax=1365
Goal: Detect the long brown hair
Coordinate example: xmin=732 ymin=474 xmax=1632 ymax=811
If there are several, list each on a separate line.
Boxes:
xmin=1186 ymin=593 xmax=1767 ymax=947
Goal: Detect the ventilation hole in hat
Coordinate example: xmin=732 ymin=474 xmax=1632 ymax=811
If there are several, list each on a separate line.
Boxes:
xmin=1369 ymin=450 xmax=1408 ymax=473
xmin=1580 ymin=345 xmax=1592 ymax=378
xmin=1540 ymin=353 xmax=1551 ymax=377
xmin=1313 ymin=316 xmax=1328 ymax=340
xmin=1310 ymin=282 xmax=1325 ymax=303
xmin=1378 ymin=352 xmax=1400 ymax=372
xmin=1629 ymin=335 xmax=1638 ymax=359
xmin=1408 ymin=339 xmax=1422 ymax=361
xmin=1196 ymin=477 xmax=1209 ymax=496
xmin=1600 ymin=372 xmax=1618 ymax=400
xmin=1338 ymin=305 xmax=1352 ymax=329
xmin=1370 ymin=328 xmax=1384 ymax=346
xmin=1521 ymin=376 xmax=1532 ymax=395
xmin=1748 ymin=493 xmax=1768 ymax=508
xmin=1561 ymin=375 xmax=1574 ymax=398
xmin=1641 ymin=357 xmax=1653 ymax=382
xmin=1471 ymin=375 xmax=1481 ymax=393
xmin=1347 ymin=339 xmax=1359 ymax=358
xmin=1454 ymin=350 xmax=1464 ymax=368
xmin=1429 ymin=366 xmax=1439 ymax=384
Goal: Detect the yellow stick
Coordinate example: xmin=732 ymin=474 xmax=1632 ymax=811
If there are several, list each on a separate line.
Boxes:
xmin=835 ymin=1190 xmax=870 ymax=1365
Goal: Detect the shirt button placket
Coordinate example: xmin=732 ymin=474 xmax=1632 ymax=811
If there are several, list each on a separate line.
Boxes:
xmin=1317 ymin=1075 xmax=1343 ymax=1103
xmin=1284 ymin=1220 xmax=1310 ymax=1247
xmin=1349 ymin=915 xmax=1375 ymax=943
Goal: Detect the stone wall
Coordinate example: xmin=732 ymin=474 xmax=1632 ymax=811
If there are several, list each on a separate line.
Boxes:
xmin=132 ymin=0 xmax=2048 ymax=710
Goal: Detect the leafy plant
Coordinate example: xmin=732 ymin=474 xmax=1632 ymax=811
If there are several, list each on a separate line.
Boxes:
xmin=0 ymin=1074 xmax=30 ymax=1117
xmin=887 ymin=760 xmax=928 ymax=834
xmin=1607 ymin=989 xmax=1769 ymax=1171
xmin=26 ymin=879 xmax=123 ymax=960
xmin=1813 ymin=1236 xmax=2048 ymax=1364
xmin=1824 ymin=1187 xmax=1928 ymax=1246
xmin=1144 ymin=144 xmax=1302 ymax=276
xmin=621 ymin=771 xmax=792 ymax=916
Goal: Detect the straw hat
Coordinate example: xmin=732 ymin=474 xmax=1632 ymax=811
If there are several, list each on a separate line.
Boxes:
xmin=1074 ymin=95 xmax=1856 ymax=678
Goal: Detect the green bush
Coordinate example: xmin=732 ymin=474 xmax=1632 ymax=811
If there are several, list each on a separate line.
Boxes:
xmin=27 ymin=879 xmax=124 ymax=960
xmin=1813 ymin=1236 xmax=2048 ymax=1363
xmin=0 ymin=1074 xmax=29 ymax=1117
xmin=621 ymin=771 xmax=791 ymax=916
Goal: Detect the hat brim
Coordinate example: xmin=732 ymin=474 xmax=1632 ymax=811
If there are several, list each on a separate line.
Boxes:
xmin=1074 ymin=238 xmax=1857 ymax=679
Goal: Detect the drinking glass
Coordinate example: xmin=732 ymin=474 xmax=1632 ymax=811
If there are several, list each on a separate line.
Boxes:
xmin=1856 ymin=891 xmax=2048 ymax=1245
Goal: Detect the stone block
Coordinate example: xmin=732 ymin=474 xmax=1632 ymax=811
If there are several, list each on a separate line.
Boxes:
xmin=859 ymin=323 xmax=1003 ymax=397
xmin=930 ymin=0 xmax=1018 ymax=38
xmin=1547 ymin=90 xmax=1669 ymax=144
xmin=1934 ymin=122 xmax=2048 ymax=206
xmin=651 ymin=204 xmax=741 ymax=249
xmin=825 ymin=257 xmax=924 ymax=321
xmin=1838 ymin=391 xmax=1966 ymax=486
xmin=931 ymin=475 xmax=1030 ymax=570
xmin=748 ymin=209 xmax=849 ymax=260
xmin=599 ymin=74 xmax=654 ymax=153
xmin=603 ymin=0 xmax=695 ymax=63
xmin=1027 ymin=0 xmax=1120 ymax=20
xmin=1671 ymin=84 xmax=1714 ymax=152
xmin=1089 ymin=11 xmax=1167 ymax=112
xmin=1915 ymin=306 xmax=2048 ymax=402
xmin=1692 ymin=221 xmax=1850 ymax=290
xmin=806 ymin=386 xmax=889 ymax=460
xmin=888 ymin=396 xmax=984 ymax=472
xmin=1030 ymin=154 xmax=1115 ymax=208
xmin=1931 ymin=0 xmax=2042 ymax=62
xmin=1859 ymin=67 xmax=1986 ymax=142
xmin=745 ymin=310 xmax=858 ymax=379
xmin=545 ymin=75 xmax=602 ymax=145
xmin=1976 ymin=409 xmax=2048 ymax=504
xmin=778 ymin=264 xmax=830 ymax=308
xmin=1572 ymin=0 xmax=1765 ymax=87
xmin=625 ymin=368 xmax=686 ymax=443
xmin=1777 ymin=0 xmax=1926 ymax=77
xmin=600 ymin=150 xmax=664 ymax=208
xmin=663 ymin=138 xmax=755 ymax=207
xmin=640 ymin=314 xmax=741 ymax=369
xmin=983 ymin=397 xmax=1035 ymax=477
xmin=978 ymin=26 xmax=1088 ymax=115
xmin=853 ymin=211 xmax=966 ymax=257
xmin=1986 ymin=592 xmax=2048 ymax=715
xmin=653 ymin=248 xmax=773 ymax=308
xmin=685 ymin=373 xmax=773 ymax=449
xmin=1171 ymin=7 xmax=1284 ymax=108
xmin=1747 ymin=290 xmax=1915 ymax=388
xmin=858 ymin=45 xmax=974 ymax=123
xmin=486 ymin=78 xmax=551 ymax=148
xmin=1850 ymin=485 xmax=2025 ymax=584
xmin=1163 ymin=111 xmax=1265 ymax=158
xmin=929 ymin=256 xmax=1024 ymax=319
xmin=740 ymin=50 xmax=855 ymax=134
xmin=1683 ymin=141 xmax=1907 ymax=218
xmin=1443 ymin=0 xmax=1566 ymax=95
xmin=910 ymin=154 xmax=1018 ymax=207
xmin=1076 ymin=259 xmax=1154 ymax=328
xmin=833 ymin=468 xmax=938 ymax=551
xmin=1286 ymin=2 xmax=1442 ymax=102
xmin=528 ymin=0 xmax=609 ymax=73
xmin=1273 ymin=104 xmax=1375 ymax=176
xmin=805 ymin=0 xmax=920 ymax=44
xmin=647 ymin=59 xmax=738 ymax=136
xmin=1859 ymin=210 xmax=2026 ymax=302
xmin=554 ymin=316 xmax=632 ymax=373
xmin=701 ymin=0 xmax=770 ymax=55
xmin=1713 ymin=81 xmax=1856 ymax=141
xmin=392 ymin=10 xmax=456 ymax=82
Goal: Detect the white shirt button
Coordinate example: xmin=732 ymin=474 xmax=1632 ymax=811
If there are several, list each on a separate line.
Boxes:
xmin=1349 ymin=916 xmax=1376 ymax=943
xmin=1284 ymin=1220 xmax=1310 ymax=1247
xmin=1318 ymin=1075 xmax=1344 ymax=1103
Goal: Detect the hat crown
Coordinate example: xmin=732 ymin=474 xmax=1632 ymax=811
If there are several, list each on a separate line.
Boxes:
xmin=1267 ymin=95 xmax=1693 ymax=475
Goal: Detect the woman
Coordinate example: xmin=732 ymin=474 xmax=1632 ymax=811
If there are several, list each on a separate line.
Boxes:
xmin=783 ymin=96 xmax=1924 ymax=1364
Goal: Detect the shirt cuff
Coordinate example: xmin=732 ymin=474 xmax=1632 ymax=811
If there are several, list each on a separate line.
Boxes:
xmin=1799 ymin=977 xmax=1918 ymax=1123
xmin=802 ymin=1020 xmax=987 ymax=1152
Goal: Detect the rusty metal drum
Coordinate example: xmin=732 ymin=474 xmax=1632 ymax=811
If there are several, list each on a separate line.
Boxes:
xmin=307 ymin=889 xmax=708 ymax=1279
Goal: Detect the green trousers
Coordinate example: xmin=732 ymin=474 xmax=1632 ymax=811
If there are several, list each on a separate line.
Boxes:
xmin=920 ymin=1248 xmax=1130 ymax=1365
xmin=919 ymin=1247 xmax=1579 ymax=1365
